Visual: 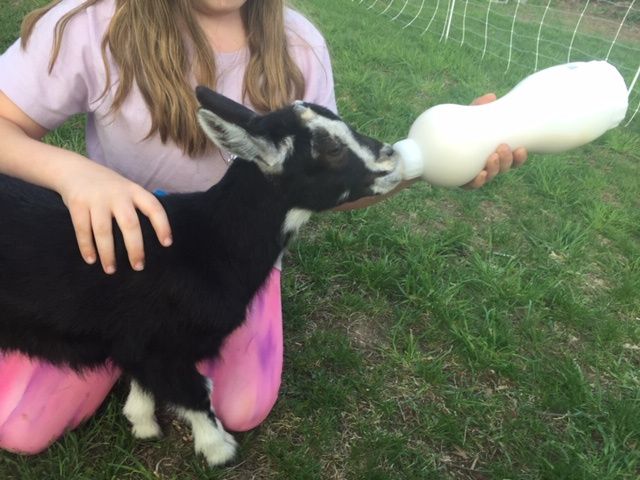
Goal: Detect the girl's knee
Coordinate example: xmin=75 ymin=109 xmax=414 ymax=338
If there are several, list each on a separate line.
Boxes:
xmin=213 ymin=376 xmax=280 ymax=432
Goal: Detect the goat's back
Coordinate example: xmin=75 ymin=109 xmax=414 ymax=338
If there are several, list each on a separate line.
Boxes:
xmin=0 ymin=165 xmax=284 ymax=370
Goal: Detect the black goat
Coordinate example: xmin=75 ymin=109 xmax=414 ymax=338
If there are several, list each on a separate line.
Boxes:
xmin=0 ymin=87 xmax=402 ymax=466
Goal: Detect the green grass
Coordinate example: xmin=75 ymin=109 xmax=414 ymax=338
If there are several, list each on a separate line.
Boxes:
xmin=2 ymin=1 xmax=640 ymax=479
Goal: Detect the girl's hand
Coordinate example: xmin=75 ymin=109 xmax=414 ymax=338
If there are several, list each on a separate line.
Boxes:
xmin=464 ymin=93 xmax=528 ymax=189
xmin=57 ymin=162 xmax=172 ymax=274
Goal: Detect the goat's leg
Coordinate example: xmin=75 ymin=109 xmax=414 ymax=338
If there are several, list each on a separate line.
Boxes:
xmin=132 ymin=361 xmax=237 ymax=466
xmin=177 ymin=406 xmax=238 ymax=467
xmin=123 ymin=379 xmax=162 ymax=439
xmin=174 ymin=375 xmax=238 ymax=467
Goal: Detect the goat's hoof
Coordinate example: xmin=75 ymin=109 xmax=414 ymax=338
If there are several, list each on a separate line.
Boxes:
xmin=222 ymin=430 xmax=238 ymax=448
xmin=196 ymin=433 xmax=237 ymax=467
xmin=215 ymin=419 xmax=238 ymax=448
xmin=132 ymin=421 xmax=162 ymax=439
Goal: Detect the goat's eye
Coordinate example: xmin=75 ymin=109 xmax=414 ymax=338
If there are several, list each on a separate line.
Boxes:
xmin=320 ymin=138 xmax=344 ymax=157
xmin=313 ymin=133 xmax=348 ymax=168
xmin=323 ymin=144 xmax=347 ymax=169
xmin=326 ymin=144 xmax=343 ymax=156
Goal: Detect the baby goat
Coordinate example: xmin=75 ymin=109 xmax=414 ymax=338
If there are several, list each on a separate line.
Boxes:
xmin=0 ymin=87 xmax=403 ymax=466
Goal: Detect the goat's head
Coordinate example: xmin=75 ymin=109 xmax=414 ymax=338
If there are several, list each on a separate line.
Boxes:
xmin=196 ymin=87 xmax=402 ymax=212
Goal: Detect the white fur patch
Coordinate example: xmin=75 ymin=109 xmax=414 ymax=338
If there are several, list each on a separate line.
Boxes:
xmin=283 ymin=208 xmax=312 ymax=237
xmin=204 ymin=377 xmax=213 ymax=395
xmin=123 ymin=380 xmax=161 ymax=439
xmin=294 ymin=101 xmax=315 ymax=121
xmin=306 ymin=116 xmax=395 ymax=173
xmin=177 ymin=409 xmax=237 ymax=466
xmin=270 ymin=136 xmax=294 ymax=173
xmin=339 ymin=190 xmax=351 ymax=203
xmin=372 ymin=169 xmax=403 ymax=195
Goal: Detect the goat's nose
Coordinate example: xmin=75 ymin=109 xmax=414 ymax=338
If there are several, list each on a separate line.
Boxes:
xmin=381 ymin=144 xmax=394 ymax=157
xmin=377 ymin=144 xmax=399 ymax=169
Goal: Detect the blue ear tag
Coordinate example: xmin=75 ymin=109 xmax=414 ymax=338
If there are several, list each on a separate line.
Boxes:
xmin=154 ymin=190 xmax=168 ymax=197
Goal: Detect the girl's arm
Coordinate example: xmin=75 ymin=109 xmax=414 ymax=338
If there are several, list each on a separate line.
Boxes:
xmin=0 ymin=92 xmax=172 ymax=274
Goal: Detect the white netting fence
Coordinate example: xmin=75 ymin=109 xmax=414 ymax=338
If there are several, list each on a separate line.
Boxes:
xmin=353 ymin=0 xmax=640 ymax=127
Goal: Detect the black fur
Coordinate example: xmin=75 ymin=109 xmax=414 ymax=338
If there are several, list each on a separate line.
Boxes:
xmin=0 ymin=89 xmax=401 ymax=462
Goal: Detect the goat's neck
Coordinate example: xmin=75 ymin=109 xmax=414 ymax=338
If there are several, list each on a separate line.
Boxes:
xmin=201 ymin=160 xmax=309 ymax=286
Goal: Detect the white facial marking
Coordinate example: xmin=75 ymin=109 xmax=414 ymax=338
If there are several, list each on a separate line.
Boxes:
xmin=267 ymin=136 xmax=294 ymax=173
xmin=306 ymin=116 xmax=394 ymax=173
xmin=371 ymin=170 xmax=403 ymax=194
xmin=283 ymin=208 xmax=312 ymax=237
xmin=295 ymin=102 xmax=316 ymax=121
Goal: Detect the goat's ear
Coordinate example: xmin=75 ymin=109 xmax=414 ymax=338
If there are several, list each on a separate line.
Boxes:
xmin=196 ymin=87 xmax=288 ymax=168
xmin=196 ymin=86 xmax=256 ymax=128
xmin=198 ymin=108 xmax=265 ymax=162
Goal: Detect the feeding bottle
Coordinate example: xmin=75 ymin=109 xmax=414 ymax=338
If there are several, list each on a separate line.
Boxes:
xmin=393 ymin=61 xmax=629 ymax=187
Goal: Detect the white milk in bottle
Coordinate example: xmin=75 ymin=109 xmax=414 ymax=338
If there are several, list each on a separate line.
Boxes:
xmin=394 ymin=61 xmax=629 ymax=187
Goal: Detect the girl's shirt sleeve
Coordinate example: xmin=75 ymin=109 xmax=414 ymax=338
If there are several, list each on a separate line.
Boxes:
xmin=0 ymin=1 xmax=102 ymax=130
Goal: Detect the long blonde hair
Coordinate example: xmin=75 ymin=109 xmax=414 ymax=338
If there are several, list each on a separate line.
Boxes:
xmin=21 ymin=0 xmax=305 ymax=156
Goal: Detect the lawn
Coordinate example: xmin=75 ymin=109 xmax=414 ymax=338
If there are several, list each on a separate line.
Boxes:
xmin=1 ymin=1 xmax=639 ymax=479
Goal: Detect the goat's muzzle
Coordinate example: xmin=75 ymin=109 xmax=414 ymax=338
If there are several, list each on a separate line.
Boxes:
xmin=371 ymin=145 xmax=402 ymax=195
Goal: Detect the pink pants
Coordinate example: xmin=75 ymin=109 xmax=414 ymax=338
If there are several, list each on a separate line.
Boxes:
xmin=0 ymin=269 xmax=283 ymax=454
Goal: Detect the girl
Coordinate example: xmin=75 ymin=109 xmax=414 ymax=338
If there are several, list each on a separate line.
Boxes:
xmin=0 ymin=0 xmax=526 ymax=453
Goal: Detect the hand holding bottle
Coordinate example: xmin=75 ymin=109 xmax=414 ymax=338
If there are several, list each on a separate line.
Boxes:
xmin=395 ymin=61 xmax=629 ymax=187
xmin=463 ymin=93 xmax=528 ymax=189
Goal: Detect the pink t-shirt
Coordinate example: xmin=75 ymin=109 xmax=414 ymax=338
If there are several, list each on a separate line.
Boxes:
xmin=0 ymin=0 xmax=336 ymax=193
